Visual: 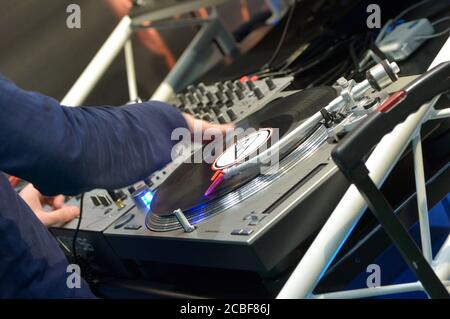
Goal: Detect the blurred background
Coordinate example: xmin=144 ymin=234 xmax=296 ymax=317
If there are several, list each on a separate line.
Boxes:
xmin=0 ymin=0 xmax=268 ymax=105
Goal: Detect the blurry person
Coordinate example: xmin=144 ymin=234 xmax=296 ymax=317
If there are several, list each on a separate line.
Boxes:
xmin=106 ymin=0 xmax=176 ymax=69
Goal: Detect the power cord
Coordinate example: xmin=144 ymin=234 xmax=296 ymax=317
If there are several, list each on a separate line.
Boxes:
xmin=70 ymin=192 xmax=97 ymax=286
xmin=72 ymin=192 xmax=84 ymax=258
xmin=260 ymin=0 xmax=298 ymax=72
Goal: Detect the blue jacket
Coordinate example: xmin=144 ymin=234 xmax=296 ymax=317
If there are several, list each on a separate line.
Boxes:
xmin=0 ymin=75 xmax=187 ymax=298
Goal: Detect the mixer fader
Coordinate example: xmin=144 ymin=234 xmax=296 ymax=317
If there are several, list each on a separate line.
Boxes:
xmin=174 ymin=77 xmax=293 ymax=124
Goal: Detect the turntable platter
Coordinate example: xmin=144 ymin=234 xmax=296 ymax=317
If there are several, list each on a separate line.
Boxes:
xmin=150 ymin=86 xmax=337 ymax=217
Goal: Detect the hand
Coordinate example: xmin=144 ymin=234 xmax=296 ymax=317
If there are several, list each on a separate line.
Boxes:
xmin=19 ymin=184 xmax=80 ymax=227
xmin=182 ymin=113 xmax=234 ymax=136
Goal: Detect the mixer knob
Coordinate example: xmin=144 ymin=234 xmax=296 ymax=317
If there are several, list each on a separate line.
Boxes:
xmin=192 ymin=104 xmax=201 ymax=113
xmin=225 ymin=80 xmax=234 ymax=90
xmin=224 ymin=89 xmax=234 ymax=100
xmin=202 ymin=113 xmax=212 ymax=122
xmin=254 ymin=87 xmax=264 ymax=100
xmin=197 ymin=82 xmax=207 ymax=95
xmin=234 ymin=80 xmax=246 ymax=91
xmin=217 ymin=114 xmax=227 ymax=124
xmin=215 ymin=91 xmax=224 ymax=102
xmin=215 ymin=82 xmax=225 ymax=91
xmin=194 ymin=92 xmax=203 ymax=105
xmin=246 ymin=80 xmax=256 ymax=90
xmin=212 ymin=106 xmax=222 ymax=115
xmin=205 ymin=91 xmax=214 ymax=104
xmin=187 ymin=85 xmax=196 ymax=94
xmin=185 ymin=93 xmax=195 ymax=104
xmin=226 ymin=109 xmax=238 ymax=121
xmin=234 ymin=89 xmax=245 ymax=100
xmin=265 ymin=77 xmax=276 ymax=90
xmin=202 ymin=104 xmax=211 ymax=112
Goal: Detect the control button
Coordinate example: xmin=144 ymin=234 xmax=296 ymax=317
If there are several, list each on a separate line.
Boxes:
xmin=215 ymin=82 xmax=225 ymax=91
xmin=194 ymin=92 xmax=203 ymax=103
xmin=143 ymin=177 xmax=154 ymax=187
xmin=205 ymin=92 xmax=214 ymax=104
xmin=185 ymin=93 xmax=195 ymax=104
xmin=254 ymin=88 xmax=264 ymax=100
xmin=215 ymin=91 xmax=224 ymax=102
xmin=212 ymin=106 xmax=222 ymax=115
xmin=225 ymin=80 xmax=234 ymax=90
xmin=191 ymin=106 xmax=199 ymax=114
xmin=197 ymin=82 xmax=207 ymax=95
xmin=104 ymin=208 xmax=113 ymax=215
xmin=246 ymin=80 xmax=256 ymax=90
xmin=124 ymin=223 xmax=142 ymax=230
xmin=234 ymin=80 xmax=246 ymax=91
xmin=234 ymin=89 xmax=245 ymax=100
xmin=91 ymin=196 xmax=101 ymax=206
xmin=243 ymin=212 xmax=256 ymax=220
xmin=187 ymin=85 xmax=196 ymax=94
xmin=202 ymin=104 xmax=211 ymax=112
xmin=127 ymin=186 xmax=136 ymax=195
xmin=217 ymin=114 xmax=227 ymax=124
xmin=97 ymin=195 xmax=111 ymax=206
xmin=224 ymin=90 xmax=233 ymax=100
xmin=226 ymin=109 xmax=237 ymax=121
xmin=114 ymin=213 xmax=135 ymax=229
xmin=249 ymin=215 xmax=266 ymax=226
xmin=265 ymin=77 xmax=276 ymax=90
xmin=202 ymin=114 xmax=212 ymax=122
xmin=116 ymin=190 xmax=127 ymax=201
xmin=231 ymin=228 xmax=253 ymax=236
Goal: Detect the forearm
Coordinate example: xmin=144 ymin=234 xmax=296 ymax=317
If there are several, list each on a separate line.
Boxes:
xmin=0 ymin=75 xmax=187 ymax=195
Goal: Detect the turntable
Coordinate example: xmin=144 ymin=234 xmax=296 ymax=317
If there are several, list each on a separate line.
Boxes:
xmin=52 ymin=60 xmax=401 ymax=278
xmin=97 ymin=60 xmax=402 ymax=274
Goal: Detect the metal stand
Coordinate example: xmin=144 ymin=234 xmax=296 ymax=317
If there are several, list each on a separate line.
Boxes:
xmin=278 ymin=37 xmax=450 ymax=299
xmin=341 ymin=164 xmax=449 ymax=298
xmin=62 ymin=1 xmax=236 ymax=106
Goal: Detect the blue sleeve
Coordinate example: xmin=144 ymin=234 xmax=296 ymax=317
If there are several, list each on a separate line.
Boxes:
xmin=0 ymin=174 xmax=94 ymax=298
xmin=0 ymin=75 xmax=188 ymax=195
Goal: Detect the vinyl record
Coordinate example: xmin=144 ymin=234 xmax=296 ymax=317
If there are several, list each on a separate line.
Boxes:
xmin=151 ymin=86 xmax=337 ymax=216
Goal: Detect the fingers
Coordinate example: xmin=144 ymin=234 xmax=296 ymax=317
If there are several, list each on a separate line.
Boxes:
xmin=39 ymin=206 xmax=80 ymax=227
xmin=19 ymin=183 xmax=43 ymax=211
xmin=182 ymin=112 xmax=235 ymax=137
xmin=49 ymin=195 xmax=66 ymax=209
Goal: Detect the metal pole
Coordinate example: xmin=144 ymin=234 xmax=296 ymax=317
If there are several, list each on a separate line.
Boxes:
xmin=314 ymin=281 xmax=450 ymax=299
xmin=433 ymin=236 xmax=450 ymax=280
xmin=62 ymin=16 xmax=133 ymax=106
xmin=431 ymin=108 xmax=450 ymax=120
xmin=412 ymin=133 xmax=433 ymax=262
xmin=124 ymin=39 xmax=138 ymax=101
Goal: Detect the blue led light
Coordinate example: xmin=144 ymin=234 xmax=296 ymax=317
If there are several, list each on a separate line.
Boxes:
xmin=140 ymin=191 xmax=154 ymax=209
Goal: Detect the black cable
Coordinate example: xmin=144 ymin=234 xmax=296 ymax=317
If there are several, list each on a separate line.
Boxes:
xmin=260 ymin=0 xmax=297 ymax=72
xmin=349 ymin=40 xmax=359 ymax=72
xmin=72 ymin=192 xmax=85 ymax=258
